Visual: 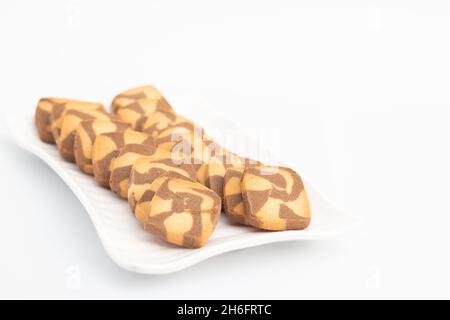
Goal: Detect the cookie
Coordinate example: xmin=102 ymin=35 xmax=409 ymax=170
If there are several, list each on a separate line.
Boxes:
xmin=128 ymin=157 xmax=197 ymax=224
xmin=223 ymin=167 xmax=250 ymax=225
xmin=115 ymin=98 xmax=174 ymax=129
xmin=156 ymin=120 xmax=202 ymax=152
xmin=109 ymin=144 xmax=172 ymax=199
xmin=205 ymin=149 xmax=255 ymax=199
xmin=112 ymin=85 xmax=163 ymax=114
xmin=73 ymin=120 xmax=131 ymax=174
xmin=144 ymin=176 xmax=222 ymax=248
xmin=137 ymin=111 xmax=177 ymax=138
xmin=241 ymin=166 xmax=311 ymax=231
xmin=49 ymin=101 xmax=104 ymax=147
xmin=205 ymin=151 xmax=261 ymax=204
xmin=167 ymin=131 xmax=223 ymax=185
xmin=57 ymin=109 xmax=113 ymax=161
xmin=35 ymin=98 xmax=102 ymax=144
xmin=92 ymin=130 xmax=154 ymax=188
xmin=156 ymin=121 xmax=198 ymax=146
xmin=35 ymin=98 xmax=72 ymax=144
xmin=140 ymin=113 xmax=196 ymax=146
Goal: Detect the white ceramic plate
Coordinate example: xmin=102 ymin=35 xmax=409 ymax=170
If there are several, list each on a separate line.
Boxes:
xmin=8 ymin=114 xmax=358 ymax=275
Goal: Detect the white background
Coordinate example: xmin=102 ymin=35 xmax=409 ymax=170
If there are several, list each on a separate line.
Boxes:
xmin=1 ymin=0 xmax=449 ymax=299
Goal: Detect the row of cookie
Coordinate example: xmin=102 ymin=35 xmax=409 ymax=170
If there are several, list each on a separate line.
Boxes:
xmin=35 ymin=85 xmax=183 ymax=188
xmin=34 ymin=84 xmax=226 ymax=197
xmin=35 ymin=85 xmax=311 ymax=248
xmin=110 ymin=87 xmax=256 ymax=201
xmin=111 ymin=87 xmax=312 ymax=239
xmin=35 ymin=98 xmax=148 ymax=186
xmin=34 ymin=87 xmax=225 ymax=248
xmin=35 ymin=85 xmax=175 ymax=145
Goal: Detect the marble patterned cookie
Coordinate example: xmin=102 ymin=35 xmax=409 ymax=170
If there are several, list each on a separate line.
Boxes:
xmin=169 ymin=132 xmax=220 ymax=186
xmin=134 ymin=110 xmax=175 ymax=136
xmin=92 ymin=130 xmax=154 ymax=188
xmin=35 ymin=98 xmax=75 ymax=144
xmin=156 ymin=120 xmax=204 ymax=151
xmin=109 ymin=144 xmax=172 ymax=199
xmin=128 ymin=157 xmax=197 ymax=224
xmin=137 ymin=111 xmax=181 ymax=139
xmin=115 ymin=98 xmax=174 ymax=129
xmin=35 ymin=98 xmax=103 ymax=144
xmin=144 ymin=175 xmax=222 ymax=249
xmin=205 ymin=148 xmax=258 ymax=200
xmin=154 ymin=115 xmax=196 ymax=146
xmin=223 ymin=167 xmax=249 ymax=225
xmin=111 ymin=85 xmax=163 ymax=114
xmin=73 ymin=120 xmax=131 ymax=174
xmin=57 ymin=109 xmax=113 ymax=161
xmin=50 ymin=101 xmax=104 ymax=147
xmin=241 ymin=166 xmax=311 ymax=231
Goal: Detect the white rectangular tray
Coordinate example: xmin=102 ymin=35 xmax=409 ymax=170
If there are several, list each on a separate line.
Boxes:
xmin=8 ymin=115 xmax=357 ymax=274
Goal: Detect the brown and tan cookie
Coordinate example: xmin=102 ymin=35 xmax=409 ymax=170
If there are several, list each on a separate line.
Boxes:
xmin=35 ymin=98 xmax=74 ymax=144
xmin=137 ymin=111 xmax=180 ymax=139
xmin=156 ymin=121 xmax=198 ymax=148
xmin=241 ymin=166 xmax=311 ymax=231
xmin=57 ymin=109 xmax=112 ymax=161
xmin=115 ymin=98 xmax=174 ymax=129
xmin=205 ymin=147 xmax=259 ymax=200
xmin=168 ymin=131 xmax=216 ymax=185
xmin=35 ymin=98 xmax=103 ymax=144
xmin=128 ymin=157 xmax=197 ymax=224
xmin=156 ymin=120 xmax=202 ymax=152
xmin=92 ymin=130 xmax=154 ymax=188
xmin=140 ymin=112 xmax=196 ymax=145
xmin=109 ymin=144 xmax=173 ymax=199
xmin=73 ymin=120 xmax=131 ymax=174
xmin=133 ymin=172 xmax=194 ymax=225
xmin=144 ymin=175 xmax=222 ymax=248
xmin=49 ymin=100 xmax=104 ymax=147
xmin=223 ymin=167 xmax=248 ymax=224
xmin=111 ymin=85 xmax=163 ymax=114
